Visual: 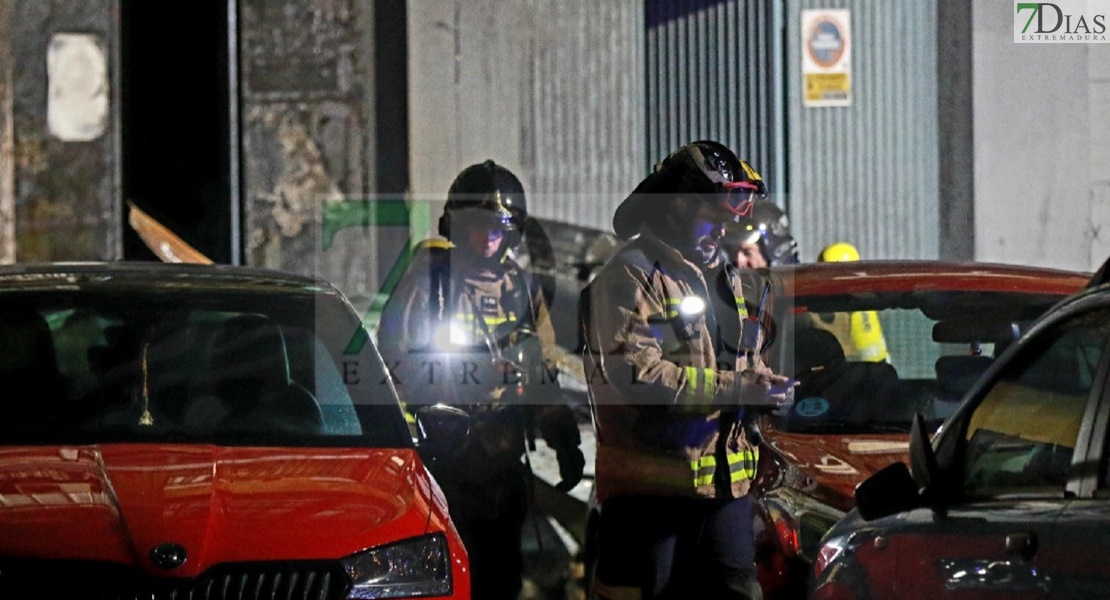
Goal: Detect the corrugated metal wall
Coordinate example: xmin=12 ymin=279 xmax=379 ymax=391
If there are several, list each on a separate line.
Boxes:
xmin=644 ymin=0 xmax=780 ymax=183
xmin=410 ymin=0 xmax=782 ymax=234
xmin=414 ymin=0 xmax=938 ymax=256
xmin=523 ymin=0 xmax=646 ymax=230
xmin=524 ymin=0 xmax=782 ymax=230
xmin=787 ymin=0 xmax=939 ymax=261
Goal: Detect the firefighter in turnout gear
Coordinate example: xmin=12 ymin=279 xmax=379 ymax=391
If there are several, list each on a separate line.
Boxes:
xmin=723 ymin=199 xmax=799 ymax=269
xmin=581 ymin=141 xmax=795 ymax=600
xmin=377 ymin=160 xmax=585 ymax=600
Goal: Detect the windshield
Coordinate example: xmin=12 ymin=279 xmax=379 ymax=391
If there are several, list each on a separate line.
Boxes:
xmin=0 ymin=290 xmax=410 ymax=448
xmin=766 ymin=290 xmax=1066 ymax=435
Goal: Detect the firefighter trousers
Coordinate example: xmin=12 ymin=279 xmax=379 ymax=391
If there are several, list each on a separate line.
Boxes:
xmin=591 ymin=495 xmax=762 ymax=600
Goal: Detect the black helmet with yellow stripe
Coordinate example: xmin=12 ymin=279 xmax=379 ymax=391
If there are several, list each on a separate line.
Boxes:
xmin=613 ymin=141 xmax=767 ymax=240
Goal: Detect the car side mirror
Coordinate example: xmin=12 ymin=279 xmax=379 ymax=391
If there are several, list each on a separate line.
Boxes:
xmin=855 ymin=462 xmax=920 ymax=521
xmin=855 ymin=412 xmax=939 ymax=521
xmin=414 ymin=405 xmax=470 ymax=464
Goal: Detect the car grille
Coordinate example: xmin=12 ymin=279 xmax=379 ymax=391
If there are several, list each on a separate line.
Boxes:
xmin=0 ymin=558 xmax=350 ymax=600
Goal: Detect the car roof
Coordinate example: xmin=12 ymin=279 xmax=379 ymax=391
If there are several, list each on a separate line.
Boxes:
xmin=1015 ymin=279 xmax=1110 ymax=335
xmin=0 ymin=262 xmax=339 ymax=295
xmin=770 ymin=260 xmax=1090 ymax=297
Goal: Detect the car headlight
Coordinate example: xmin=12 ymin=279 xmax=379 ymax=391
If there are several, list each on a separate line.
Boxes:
xmin=342 ymin=533 xmax=452 ymax=599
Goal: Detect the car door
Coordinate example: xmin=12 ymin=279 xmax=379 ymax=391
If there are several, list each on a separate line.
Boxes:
xmin=1047 ymin=337 xmax=1110 ymax=600
xmin=1049 ymin=456 xmax=1110 ymax=598
xmin=940 ymin=303 xmax=1110 ymax=599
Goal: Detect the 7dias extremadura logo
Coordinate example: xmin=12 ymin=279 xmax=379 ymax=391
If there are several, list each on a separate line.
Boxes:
xmin=1015 ymin=1 xmax=1108 ymax=42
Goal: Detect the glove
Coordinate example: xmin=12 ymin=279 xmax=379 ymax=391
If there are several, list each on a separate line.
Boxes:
xmin=553 ymin=444 xmax=586 ymax=492
xmin=537 ymin=405 xmax=584 ymax=492
xmin=737 ymin=368 xmax=798 ymax=410
xmin=771 ymin=383 xmax=796 ymax=417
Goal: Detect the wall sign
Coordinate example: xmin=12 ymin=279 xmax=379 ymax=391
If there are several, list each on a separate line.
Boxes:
xmin=802 ymin=9 xmax=852 ymax=107
xmin=47 ymin=33 xmax=109 ymax=141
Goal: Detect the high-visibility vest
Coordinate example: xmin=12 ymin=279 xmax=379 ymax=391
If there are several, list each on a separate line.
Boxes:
xmin=850 ymin=310 xmax=890 ymax=363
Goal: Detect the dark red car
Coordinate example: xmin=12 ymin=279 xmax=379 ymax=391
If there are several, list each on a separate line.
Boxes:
xmin=0 ymin=263 xmax=470 ymax=599
xmin=747 ymin=261 xmax=1088 ymax=599
xmin=810 ymin=274 xmax=1110 ymax=600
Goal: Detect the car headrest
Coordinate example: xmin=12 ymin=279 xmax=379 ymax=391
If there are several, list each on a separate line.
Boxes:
xmin=209 ymin=315 xmax=291 ymax=391
xmin=0 ymin=309 xmax=60 ymax=377
xmin=0 ymin=309 xmax=66 ymax=423
xmin=793 ymin=327 xmax=847 ymax=374
xmin=935 ymin=355 xmax=994 ymax=385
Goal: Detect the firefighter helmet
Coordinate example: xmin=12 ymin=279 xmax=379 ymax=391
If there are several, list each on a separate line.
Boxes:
xmin=729 ymin=200 xmax=799 ymax=266
xmin=438 ymin=160 xmax=528 ymax=247
xmin=613 ymin=141 xmax=767 ymax=239
xmin=818 ymin=242 xmax=860 ymax=263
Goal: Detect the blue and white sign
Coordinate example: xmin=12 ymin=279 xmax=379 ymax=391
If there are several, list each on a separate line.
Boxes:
xmin=801 ymin=9 xmax=852 ymax=107
xmin=794 ymin=396 xmax=830 ymax=418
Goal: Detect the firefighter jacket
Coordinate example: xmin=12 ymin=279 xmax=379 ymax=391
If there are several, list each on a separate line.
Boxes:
xmin=581 ymin=231 xmax=763 ymax=501
xmin=377 ymin=240 xmax=576 ymax=492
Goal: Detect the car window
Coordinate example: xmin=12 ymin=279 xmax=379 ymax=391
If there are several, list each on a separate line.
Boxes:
xmin=772 ymin=289 xmax=1062 ymax=434
xmin=962 ymin=307 xmax=1110 ymax=498
xmin=0 ymin=290 xmax=409 ymax=448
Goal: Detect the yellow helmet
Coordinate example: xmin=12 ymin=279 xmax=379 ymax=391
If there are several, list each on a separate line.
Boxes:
xmin=819 ymin=242 xmax=860 ymax=263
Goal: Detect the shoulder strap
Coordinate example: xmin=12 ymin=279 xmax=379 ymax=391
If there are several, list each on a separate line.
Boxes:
xmin=576 ymin=282 xmax=593 ymax=354
xmin=504 ymin=263 xmax=538 ymax=331
xmin=426 ymin=246 xmax=452 ymax=323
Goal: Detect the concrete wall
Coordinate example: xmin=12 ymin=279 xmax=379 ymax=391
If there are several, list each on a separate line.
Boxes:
xmin=408 ymin=0 xmax=1110 ymax=273
xmin=0 ymin=0 xmax=121 ymax=262
xmin=407 ymin=0 xmax=529 ymax=233
xmin=972 ymin=0 xmax=1110 ymax=272
xmin=1089 ymin=42 xmax=1110 ymax=269
xmin=238 ymin=0 xmax=399 ymax=305
xmin=406 ymin=0 xmax=645 ymax=234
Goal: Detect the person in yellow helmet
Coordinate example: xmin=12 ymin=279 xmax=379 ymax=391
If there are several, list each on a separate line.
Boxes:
xmin=816 ymin=242 xmax=891 ymax=363
xmin=818 ymin=242 xmax=860 ymax=263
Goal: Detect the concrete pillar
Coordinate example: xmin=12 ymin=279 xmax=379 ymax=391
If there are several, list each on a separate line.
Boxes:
xmin=0 ymin=0 xmax=13 ymax=264
xmin=6 ymin=0 xmax=121 ymax=261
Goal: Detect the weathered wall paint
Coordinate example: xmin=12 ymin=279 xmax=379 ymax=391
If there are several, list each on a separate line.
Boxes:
xmin=238 ymin=0 xmax=407 ymax=308
xmin=5 ymin=0 xmax=120 ymax=261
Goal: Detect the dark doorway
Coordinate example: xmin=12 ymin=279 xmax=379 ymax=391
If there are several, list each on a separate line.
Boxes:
xmin=120 ymin=0 xmax=235 ymax=263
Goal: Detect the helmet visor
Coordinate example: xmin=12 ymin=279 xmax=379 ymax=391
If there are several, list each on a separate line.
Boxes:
xmin=719 ymin=180 xmax=761 ymax=218
xmin=454 ymin=206 xmax=517 ymax=232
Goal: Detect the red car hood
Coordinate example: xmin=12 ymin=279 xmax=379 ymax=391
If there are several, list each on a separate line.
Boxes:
xmin=0 ymin=445 xmax=434 ymax=577
xmin=767 ymin=432 xmax=909 ymax=512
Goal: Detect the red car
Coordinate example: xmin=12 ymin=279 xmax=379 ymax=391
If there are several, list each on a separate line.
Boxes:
xmin=746 ymin=261 xmax=1088 ymax=600
xmin=0 ymin=263 xmax=470 ymax=599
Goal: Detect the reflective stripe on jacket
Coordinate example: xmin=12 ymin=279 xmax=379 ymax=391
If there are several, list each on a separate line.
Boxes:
xmin=582 ymin=232 xmax=761 ymax=501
